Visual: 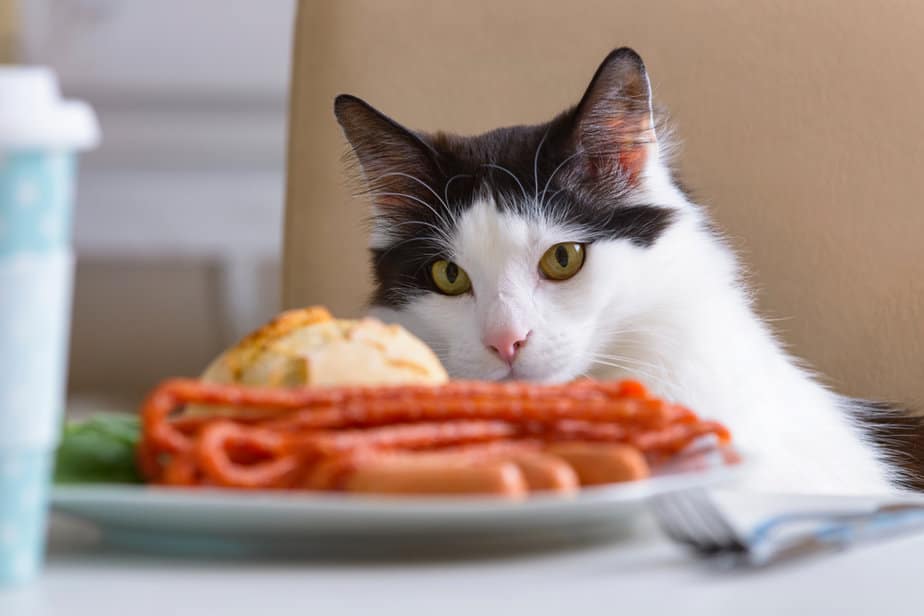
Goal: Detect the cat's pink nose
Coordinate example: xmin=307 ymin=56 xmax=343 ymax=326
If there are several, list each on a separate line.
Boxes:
xmin=484 ymin=329 xmax=531 ymax=364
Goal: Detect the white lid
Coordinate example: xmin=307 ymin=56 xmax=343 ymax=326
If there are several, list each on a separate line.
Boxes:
xmin=0 ymin=66 xmax=99 ymax=150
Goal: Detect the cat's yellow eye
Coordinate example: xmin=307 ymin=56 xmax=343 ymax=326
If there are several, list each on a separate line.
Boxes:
xmin=431 ymin=260 xmax=472 ymax=295
xmin=539 ymin=243 xmax=586 ymax=280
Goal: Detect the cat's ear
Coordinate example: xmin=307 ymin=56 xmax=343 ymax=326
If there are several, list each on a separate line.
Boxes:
xmin=334 ymin=95 xmax=441 ymax=208
xmin=570 ymin=47 xmax=656 ymax=183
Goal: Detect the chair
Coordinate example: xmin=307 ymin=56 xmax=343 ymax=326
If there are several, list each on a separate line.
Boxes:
xmin=283 ymin=0 xmax=924 ymax=407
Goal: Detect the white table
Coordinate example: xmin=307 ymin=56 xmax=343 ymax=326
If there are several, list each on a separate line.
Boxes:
xmin=1 ymin=500 xmax=921 ymax=616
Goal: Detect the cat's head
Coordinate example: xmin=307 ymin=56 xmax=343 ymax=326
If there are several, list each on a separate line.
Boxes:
xmin=334 ymin=47 xmax=698 ymax=382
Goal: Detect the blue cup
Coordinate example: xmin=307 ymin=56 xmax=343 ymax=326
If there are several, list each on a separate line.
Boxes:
xmin=0 ymin=68 xmax=98 ymax=585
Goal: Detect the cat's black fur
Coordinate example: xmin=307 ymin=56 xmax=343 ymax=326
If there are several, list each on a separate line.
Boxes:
xmin=850 ymin=401 xmax=924 ymax=491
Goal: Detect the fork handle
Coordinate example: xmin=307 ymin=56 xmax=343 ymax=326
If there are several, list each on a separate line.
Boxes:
xmin=748 ymin=508 xmax=924 ymax=567
xmin=749 ymin=502 xmax=924 ymax=543
xmin=820 ymin=508 xmax=924 ymax=544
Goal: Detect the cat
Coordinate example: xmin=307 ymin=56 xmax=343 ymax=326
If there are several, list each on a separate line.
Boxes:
xmin=333 ymin=47 xmax=922 ymax=494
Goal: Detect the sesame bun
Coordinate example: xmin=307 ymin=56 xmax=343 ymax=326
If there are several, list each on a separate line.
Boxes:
xmin=200 ymin=306 xmax=448 ymax=387
xmin=186 ymin=307 xmax=447 ymax=416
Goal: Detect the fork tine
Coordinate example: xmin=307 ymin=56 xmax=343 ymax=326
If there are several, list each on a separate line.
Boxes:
xmin=650 ymin=497 xmax=698 ymax=547
xmin=673 ymin=491 xmax=737 ymax=553
xmin=669 ymin=492 xmax=725 ymax=553
xmin=652 ymin=494 xmax=714 ymax=550
xmin=651 ymin=490 xmax=747 ymax=555
xmin=686 ymin=490 xmax=747 ymax=551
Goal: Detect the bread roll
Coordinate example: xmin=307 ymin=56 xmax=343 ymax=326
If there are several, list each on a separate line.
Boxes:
xmin=186 ymin=307 xmax=447 ymax=416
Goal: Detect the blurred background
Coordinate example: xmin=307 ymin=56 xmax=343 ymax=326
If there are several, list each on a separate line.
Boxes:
xmin=2 ymin=0 xmax=921 ymax=417
xmin=2 ymin=0 xmax=296 ymax=410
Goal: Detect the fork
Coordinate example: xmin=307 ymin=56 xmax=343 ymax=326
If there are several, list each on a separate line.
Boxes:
xmin=650 ymin=489 xmax=924 ymax=568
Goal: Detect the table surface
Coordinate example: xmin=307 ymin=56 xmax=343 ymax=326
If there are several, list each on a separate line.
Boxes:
xmin=1 ymin=498 xmax=922 ymax=616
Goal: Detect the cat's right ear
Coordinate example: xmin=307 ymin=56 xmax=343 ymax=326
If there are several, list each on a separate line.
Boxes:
xmin=568 ymin=48 xmax=657 ymax=185
xmin=334 ymin=95 xmax=441 ymax=207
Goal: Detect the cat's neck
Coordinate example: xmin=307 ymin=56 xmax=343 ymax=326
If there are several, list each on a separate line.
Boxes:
xmin=592 ymin=217 xmax=894 ymax=493
xmin=596 ymin=266 xmax=809 ymax=422
xmin=591 ymin=213 xmax=798 ymax=408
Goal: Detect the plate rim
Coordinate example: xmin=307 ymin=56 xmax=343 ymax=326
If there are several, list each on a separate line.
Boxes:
xmin=52 ymin=450 xmax=750 ymax=516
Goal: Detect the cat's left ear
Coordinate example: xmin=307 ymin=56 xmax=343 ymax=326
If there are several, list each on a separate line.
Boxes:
xmin=570 ymin=47 xmax=657 ymax=183
xmin=334 ymin=94 xmax=442 ymax=209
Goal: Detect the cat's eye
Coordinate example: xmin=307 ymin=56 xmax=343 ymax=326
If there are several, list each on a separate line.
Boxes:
xmin=431 ymin=260 xmax=472 ymax=295
xmin=539 ymin=243 xmax=586 ymax=280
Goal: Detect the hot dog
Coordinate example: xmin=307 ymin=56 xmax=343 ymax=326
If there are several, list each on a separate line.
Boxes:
xmin=412 ymin=441 xmax=578 ymax=492
xmin=544 ymin=442 xmax=650 ymax=485
xmin=503 ymin=450 xmax=579 ymax=493
xmin=344 ymin=456 xmax=528 ymax=497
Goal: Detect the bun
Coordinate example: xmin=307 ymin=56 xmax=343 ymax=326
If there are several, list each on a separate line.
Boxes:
xmin=186 ymin=307 xmax=447 ymax=417
xmin=199 ymin=306 xmax=448 ymax=388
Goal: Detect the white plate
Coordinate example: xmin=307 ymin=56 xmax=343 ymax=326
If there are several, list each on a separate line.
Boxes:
xmin=51 ymin=448 xmax=747 ymax=556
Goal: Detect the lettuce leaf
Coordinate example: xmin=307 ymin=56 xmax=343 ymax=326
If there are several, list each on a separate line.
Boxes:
xmin=54 ymin=414 xmax=143 ymax=484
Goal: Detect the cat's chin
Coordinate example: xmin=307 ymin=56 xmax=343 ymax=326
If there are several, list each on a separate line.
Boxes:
xmin=505 ymin=366 xmax=582 ymax=384
xmin=447 ymin=363 xmax=579 ymax=383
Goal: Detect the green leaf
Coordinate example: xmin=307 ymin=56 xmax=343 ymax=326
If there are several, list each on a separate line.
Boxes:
xmin=54 ymin=414 xmax=143 ymax=484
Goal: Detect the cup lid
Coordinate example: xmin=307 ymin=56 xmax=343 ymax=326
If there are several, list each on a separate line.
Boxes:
xmin=0 ymin=66 xmax=99 ymax=150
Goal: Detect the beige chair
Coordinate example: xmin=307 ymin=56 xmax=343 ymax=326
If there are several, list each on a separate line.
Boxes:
xmin=284 ymin=0 xmax=924 ymax=408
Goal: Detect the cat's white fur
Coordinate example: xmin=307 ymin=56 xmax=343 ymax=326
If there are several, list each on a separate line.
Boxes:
xmin=370 ymin=140 xmax=897 ymax=495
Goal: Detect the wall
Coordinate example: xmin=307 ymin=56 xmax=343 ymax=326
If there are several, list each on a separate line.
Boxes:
xmin=0 ymin=0 xmax=16 ymax=62
xmin=17 ymin=0 xmax=295 ymax=403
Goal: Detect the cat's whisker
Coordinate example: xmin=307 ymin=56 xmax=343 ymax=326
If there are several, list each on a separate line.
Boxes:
xmin=591 ymin=345 xmax=671 ymax=370
xmin=533 ymin=126 xmax=552 ymax=208
xmin=384 ymin=219 xmax=455 ymax=245
xmin=539 ymin=149 xmax=583 ymax=209
xmin=423 ymin=347 xmax=451 ymax=355
xmin=592 ymin=354 xmax=668 ymax=379
xmin=593 ymin=330 xmax=661 ymax=352
xmin=589 ymin=358 xmax=662 ymax=383
xmin=442 ymin=173 xmax=472 ymax=210
xmin=377 ymin=171 xmax=453 ymax=213
xmin=598 ymin=331 xmax=681 ymax=355
xmin=367 ymin=189 xmax=455 ymax=235
xmin=594 ymin=323 xmax=682 ymax=348
xmin=589 ymin=358 xmax=672 ymax=392
xmin=544 ymin=187 xmax=565 ymax=206
xmin=373 ymin=236 xmax=444 ymax=264
xmin=482 ymin=163 xmax=528 ymax=205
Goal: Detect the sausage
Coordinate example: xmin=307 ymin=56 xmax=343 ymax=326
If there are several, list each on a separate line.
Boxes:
xmin=427 ymin=441 xmax=578 ymax=493
xmin=343 ymin=453 xmax=528 ymax=497
xmin=544 ymin=442 xmax=650 ymax=485
xmin=504 ymin=450 xmax=579 ymax=493
xmin=304 ymin=443 xmax=534 ymax=494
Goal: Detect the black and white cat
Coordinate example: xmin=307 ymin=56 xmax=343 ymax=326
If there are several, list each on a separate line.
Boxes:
xmin=334 ymin=47 xmax=921 ymax=494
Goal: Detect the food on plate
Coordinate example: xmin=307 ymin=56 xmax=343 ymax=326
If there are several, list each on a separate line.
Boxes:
xmin=326 ymin=448 xmax=532 ymax=496
xmin=54 ymin=414 xmax=143 ymax=484
xmin=197 ymin=306 xmax=448 ymax=389
xmin=185 ymin=307 xmax=448 ymax=418
xmin=54 ymin=307 xmax=732 ymax=496
xmin=136 ymin=377 xmax=731 ymax=497
xmin=308 ymin=442 xmax=579 ymax=495
xmin=498 ymin=448 xmax=580 ymax=492
xmin=544 ymin=442 xmax=650 ymax=485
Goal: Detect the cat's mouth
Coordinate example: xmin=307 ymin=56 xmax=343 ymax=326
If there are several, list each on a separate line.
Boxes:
xmin=482 ymin=364 xmax=530 ymax=382
xmin=500 ymin=364 xmax=578 ymax=384
xmin=489 ymin=365 xmax=514 ymax=381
